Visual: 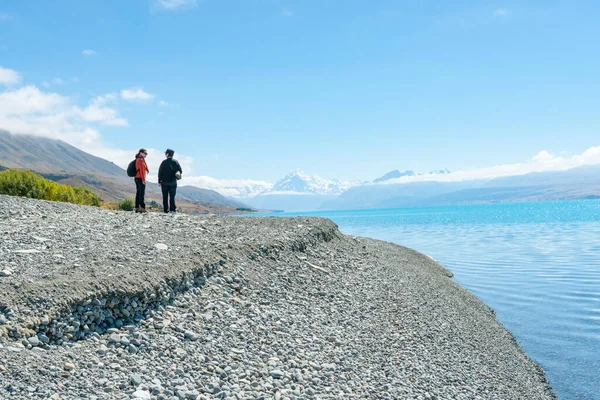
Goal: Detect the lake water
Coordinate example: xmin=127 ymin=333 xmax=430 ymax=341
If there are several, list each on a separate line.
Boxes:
xmin=258 ymin=200 xmax=600 ymax=400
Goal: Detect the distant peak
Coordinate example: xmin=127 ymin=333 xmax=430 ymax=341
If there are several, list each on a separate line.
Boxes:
xmin=285 ymin=169 xmax=309 ymax=178
xmin=373 ymin=170 xmax=416 ymax=183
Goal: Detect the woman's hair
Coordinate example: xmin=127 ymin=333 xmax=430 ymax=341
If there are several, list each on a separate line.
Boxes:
xmin=165 ymin=148 xmax=175 ymax=157
xmin=137 ymin=148 xmax=148 ymax=157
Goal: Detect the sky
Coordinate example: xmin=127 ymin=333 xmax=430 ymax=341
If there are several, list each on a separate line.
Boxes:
xmin=1 ymin=0 xmax=600 ymax=192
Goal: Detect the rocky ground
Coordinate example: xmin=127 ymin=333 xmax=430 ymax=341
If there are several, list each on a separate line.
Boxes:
xmin=0 ymin=195 xmax=555 ymax=399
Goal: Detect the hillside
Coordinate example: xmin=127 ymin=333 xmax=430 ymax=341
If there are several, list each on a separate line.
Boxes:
xmin=0 ymin=195 xmax=555 ymax=399
xmin=0 ymin=130 xmax=123 ymax=177
xmin=0 ymin=131 xmax=253 ymax=213
xmin=177 ymin=185 xmax=249 ymax=209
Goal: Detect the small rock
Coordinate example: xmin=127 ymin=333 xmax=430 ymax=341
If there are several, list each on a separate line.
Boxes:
xmin=155 ymin=243 xmax=168 ymax=250
xmin=270 ymin=370 xmax=285 ymax=379
xmin=131 ymin=374 xmax=143 ymax=386
xmin=27 ymin=336 xmax=40 ymax=346
xmin=64 ymin=362 xmax=75 ymax=371
xmin=0 ymin=270 xmax=12 ymax=277
xmin=132 ymin=390 xmax=152 ymax=399
xmin=6 ymin=346 xmax=23 ymax=352
xmin=184 ymin=331 xmax=198 ymax=341
xmin=13 ymin=249 xmax=41 ymax=254
xmin=108 ymin=333 xmax=121 ymax=343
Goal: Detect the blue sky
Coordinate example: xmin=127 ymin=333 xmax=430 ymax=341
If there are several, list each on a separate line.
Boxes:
xmin=1 ymin=0 xmax=599 ymax=189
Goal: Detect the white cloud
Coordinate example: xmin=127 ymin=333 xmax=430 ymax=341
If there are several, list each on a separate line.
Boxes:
xmin=0 ymin=85 xmax=129 ymax=147
xmin=180 ymin=176 xmax=273 ymax=197
xmin=82 ymin=49 xmax=96 ymax=56
xmin=158 ymin=100 xmax=169 ymax=107
xmin=41 ymin=77 xmax=66 ymax=88
xmin=494 ymin=8 xmax=509 ymax=17
xmin=0 ymin=66 xmax=21 ymax=85
xmin=0 ymin=81 xmax=201 ymax=183
xmin=80 ymin=105 xmax=128 ymax=126
xmin=155 ymin=0 xmax=197 ymax=10
xmin=380 ymin=148 xmax=600 ymax=185
xmin=92 ymin=92 xmax=118 ymax=106
xmin=121 ymin=87 xmax=155 ymax=102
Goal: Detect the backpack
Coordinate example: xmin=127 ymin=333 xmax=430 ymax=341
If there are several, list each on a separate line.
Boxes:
xmin=169 ymin=160 xmax=182 ymax=180
xmin=126 ymin=160 xmax=137 ymax=177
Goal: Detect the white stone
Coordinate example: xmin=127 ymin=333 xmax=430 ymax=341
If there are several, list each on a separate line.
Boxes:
xmin=13 ymin=249 xmax=41 ymax=254
xmin=132 ymin=390 xmax=152 ymax=399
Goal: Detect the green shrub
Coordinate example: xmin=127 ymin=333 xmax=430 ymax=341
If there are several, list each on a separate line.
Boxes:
xmin=0 ymin=169 xmax=102 ymax=206
xmin=118 ymin=198 xmax=135 ymax=211
xmin=0 ymin=169 xmax=50 ymax=199
xmin=73 ymin=187 xmax=102 ymax=207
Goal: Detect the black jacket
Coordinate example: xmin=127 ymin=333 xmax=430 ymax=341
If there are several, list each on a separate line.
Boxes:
xmin=158 ymin=157 xmax=182 ymax=185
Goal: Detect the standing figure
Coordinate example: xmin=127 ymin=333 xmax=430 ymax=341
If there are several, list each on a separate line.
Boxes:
xmin=158 ymin=148 xmax=183 ymax=213
xmin=134 ymin=148 xmax=149 ymax=213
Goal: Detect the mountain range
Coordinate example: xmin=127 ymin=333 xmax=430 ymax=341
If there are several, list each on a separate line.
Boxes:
xmin=2 ymin=130 xmax=599 ymax=212
xmin=240 ymin=166 xmax=600 ymax=211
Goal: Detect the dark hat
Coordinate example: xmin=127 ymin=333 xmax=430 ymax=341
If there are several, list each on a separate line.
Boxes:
xmin=165 ymin=148 xmax=175 ymax=157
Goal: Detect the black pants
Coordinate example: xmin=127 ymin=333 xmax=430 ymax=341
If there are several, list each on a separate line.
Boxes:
xmin=134 ymin=178 xmax=146 ymax=209
xmin=161 ymin=184 xmax=177 ymax=213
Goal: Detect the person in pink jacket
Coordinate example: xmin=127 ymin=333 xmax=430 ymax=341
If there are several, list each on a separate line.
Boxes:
xmin=134 ymin=148 xmax=150 ymax=213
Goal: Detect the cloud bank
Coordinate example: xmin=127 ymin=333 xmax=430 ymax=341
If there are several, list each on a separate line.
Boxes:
xmin=180 ymin=176 xmax=273 ymax=197
xmin=381 ymin=148 xmax=600 ymax=185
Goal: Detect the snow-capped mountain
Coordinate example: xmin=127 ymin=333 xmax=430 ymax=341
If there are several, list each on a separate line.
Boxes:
xmin=374 ymin=169 xmax=451 ymax=183
xmin=268 ymin=169 xmax=353 ymax=196
xmin=240 ymin=170 xmax=356 ymax=211
xmin=373 ymin=170 xmax=416 ymax=183
xmin=429 ymin=168 xmax=451 ymax=175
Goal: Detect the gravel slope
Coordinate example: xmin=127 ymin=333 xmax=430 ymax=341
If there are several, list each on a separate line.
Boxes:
xmin=0 ymin=195 xmax=555 ymax=399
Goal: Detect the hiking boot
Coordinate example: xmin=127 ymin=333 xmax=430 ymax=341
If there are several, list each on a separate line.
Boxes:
xmin=138 ymin=208 xmax=148 ymax=213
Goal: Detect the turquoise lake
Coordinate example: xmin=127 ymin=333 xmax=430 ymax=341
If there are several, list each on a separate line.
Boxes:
xmin=256 ymin=200 xmax=600 ymax=400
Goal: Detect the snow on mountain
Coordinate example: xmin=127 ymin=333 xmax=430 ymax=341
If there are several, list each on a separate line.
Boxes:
xmin=373 ymin=169 xmax=451 ymax=184
xmin=373 ymin=170 xmax=416 ymax=183
xmin=429 ymin=168 xmax=451 ymax=175
xmin=184 ymin=170 xmax=354 ymax=199
xmin=266 ymin=169 xmax=353 ymax=196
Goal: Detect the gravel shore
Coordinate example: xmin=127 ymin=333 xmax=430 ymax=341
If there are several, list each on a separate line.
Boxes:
xmin=0 ymin=195 xmax=555 ymax=399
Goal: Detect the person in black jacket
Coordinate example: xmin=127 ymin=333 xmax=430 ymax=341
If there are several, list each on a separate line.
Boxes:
xmin=158 ymin=148 xmax=183 ymax=213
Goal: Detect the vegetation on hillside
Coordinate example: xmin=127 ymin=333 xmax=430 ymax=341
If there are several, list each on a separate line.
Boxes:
xmin=117 ymin=198 xmax=135 ymax=211
xmin=0 ymin=169 xmax=102 ymax=206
